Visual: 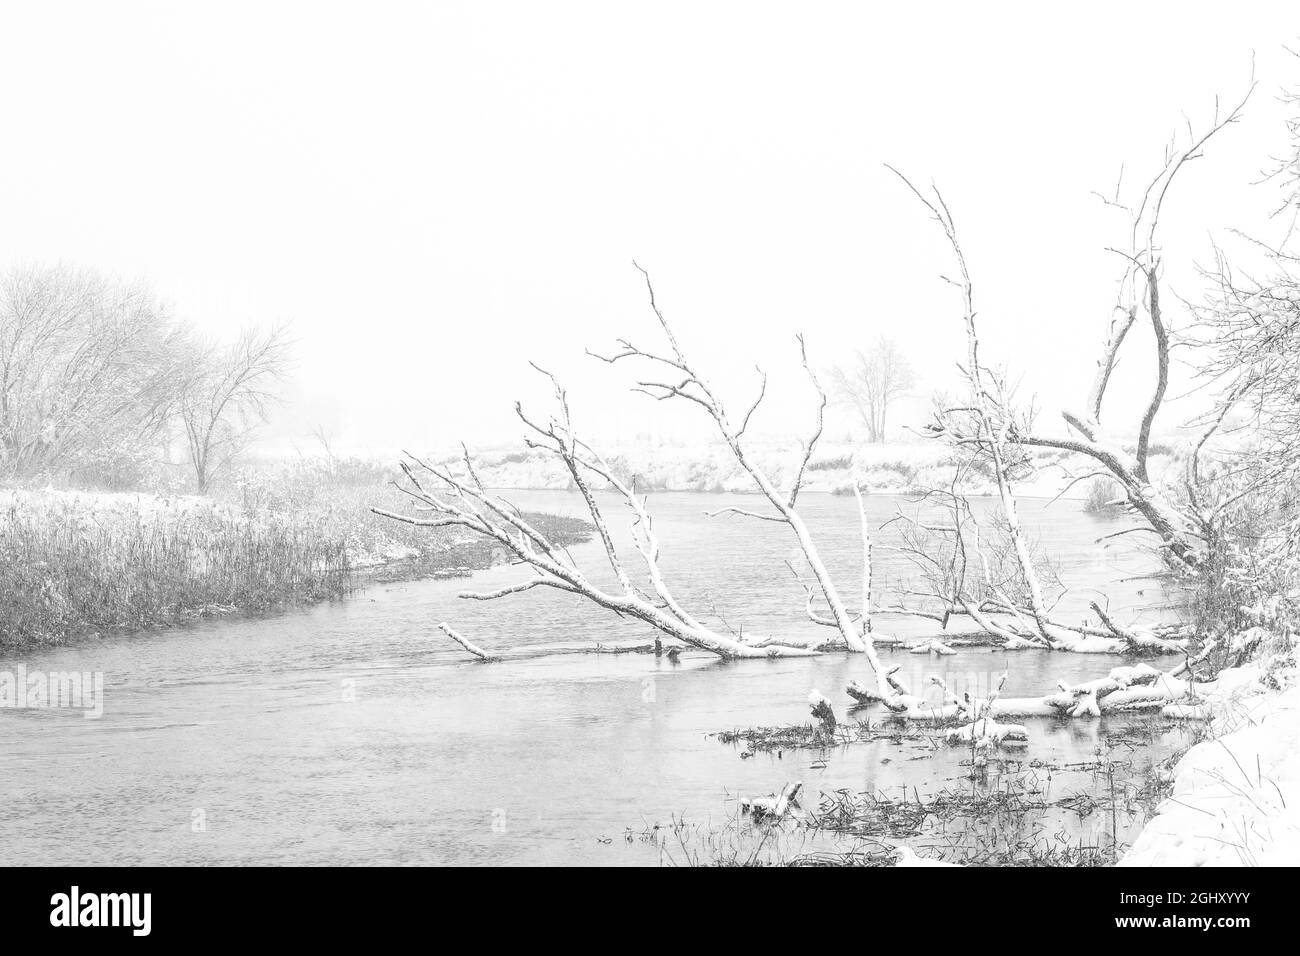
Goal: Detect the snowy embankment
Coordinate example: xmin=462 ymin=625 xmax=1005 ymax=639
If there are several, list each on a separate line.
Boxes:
xmin=448 ymin=440 xmax=1174 ymax=499
xmin=0 ymin=487 xmax=494 ymax=574
xmin=1121 ymin=655 xmax=1300 ymax=866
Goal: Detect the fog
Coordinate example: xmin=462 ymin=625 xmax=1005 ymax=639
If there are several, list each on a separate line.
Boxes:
xmin=2 ymin=1 xmax=1295 ymax=456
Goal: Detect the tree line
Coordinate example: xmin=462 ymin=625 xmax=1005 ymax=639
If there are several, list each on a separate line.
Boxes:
xmin=0 ymin=264 xmax=292 ymax=492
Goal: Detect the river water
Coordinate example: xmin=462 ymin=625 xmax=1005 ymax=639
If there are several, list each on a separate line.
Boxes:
xmin=0 ymin=491 xmax=1186 ymax=865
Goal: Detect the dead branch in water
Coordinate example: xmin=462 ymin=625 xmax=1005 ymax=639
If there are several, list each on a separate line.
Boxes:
xmin=377 ymin=317 xmax=883 ymax=662
xmin=437 ymin=622 xmax=497 ymax=661
xmin=383 ymin=267 xmax=900 ymax=689
xmin=589 ymin=265 xmax=891 ymax=691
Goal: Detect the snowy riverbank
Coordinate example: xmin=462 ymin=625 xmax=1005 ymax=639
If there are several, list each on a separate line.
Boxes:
xmin=444 ymin=439 xmax=1178 ymax=499
xmin=0 ymin=487 xmax=591 ymax=646
xmin=0 ymin=487 xmax=418 ymax=571
xmin=1121 ymin=653 xmax=1300 ymax=866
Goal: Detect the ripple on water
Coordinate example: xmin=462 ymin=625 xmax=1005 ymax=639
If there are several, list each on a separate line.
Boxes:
xmin=0 ymin=492 xmax=1184 ymax=865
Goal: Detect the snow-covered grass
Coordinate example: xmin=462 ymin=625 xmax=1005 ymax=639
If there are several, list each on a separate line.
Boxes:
xmin=0 ymin=464 xmax=594 ymax=647
xmin=1116 ymin=449 xmax=1300 ymax=866
xmin=429 ymin=438 xmax=1178 ymax=499
xmin=223 ymin=458 xmax=456 ymax=570
xmin=1121 ymin=654 xmax=1300 ymax=866
xmin=0 ymin=488 xmax=350 ymax=647
xmin=416 ymin=440 xmax=955 ymax=494
xmin=223 ymin=456 xmax=591 ymax=571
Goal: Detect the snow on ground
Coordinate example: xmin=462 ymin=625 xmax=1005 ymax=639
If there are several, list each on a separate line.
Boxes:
xmin=345 ymin=538 xmax=422 ymax=568
xmin=0 ymin=486 xmax=471 ymax=572
xmin=1121 ymin=658 xmax=1300 ymax=866
xmin=0 ymin=487 xmax=222 ymax=517
xmin=442 ymin=439 xmax=1173 ymax=499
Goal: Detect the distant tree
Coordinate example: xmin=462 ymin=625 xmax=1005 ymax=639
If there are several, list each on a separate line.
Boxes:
xmin=179 ymin=324 xmax=293 ymax=493
xmin=0 ymin=265 xmax=186 ymax=482
xmin=828 ymin=335 xmax=914 ymax=443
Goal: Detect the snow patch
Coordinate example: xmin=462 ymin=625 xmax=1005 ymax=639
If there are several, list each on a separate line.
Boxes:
xmin=1121 ymin=661 xmax=1300 ymax=866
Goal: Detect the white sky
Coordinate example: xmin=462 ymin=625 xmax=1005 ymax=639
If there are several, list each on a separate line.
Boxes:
xmin=2 ymin=1 xmax=1297 ymax=456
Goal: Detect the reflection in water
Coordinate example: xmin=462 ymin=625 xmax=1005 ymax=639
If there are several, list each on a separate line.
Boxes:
xmin=0 ymin=492 xmax=1183 ymax=865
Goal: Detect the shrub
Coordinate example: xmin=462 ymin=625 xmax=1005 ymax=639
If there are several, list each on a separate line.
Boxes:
xmin=807 ymin=455 xmax=853 ymax=472
xmin=1083 ymin=477 xmax=1122 ymax=514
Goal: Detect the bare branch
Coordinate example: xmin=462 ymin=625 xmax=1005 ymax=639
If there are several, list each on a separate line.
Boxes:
xmin=704 ymin=507 xmax=786 ymax=522
xmin=438 ymin=622 xmax=497 ymax=661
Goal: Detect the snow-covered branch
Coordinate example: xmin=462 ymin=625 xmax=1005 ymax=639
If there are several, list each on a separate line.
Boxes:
xmin=377 ymin=367 xmax=824 ymax=660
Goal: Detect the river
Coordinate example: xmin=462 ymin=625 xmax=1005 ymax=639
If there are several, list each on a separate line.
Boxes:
xmin=0 ymin=491 xmax=1187 ymax=865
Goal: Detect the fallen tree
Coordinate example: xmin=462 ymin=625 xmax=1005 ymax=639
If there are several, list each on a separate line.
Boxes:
xmin=378 ymin=86 xmax=1254 ymax=704
xmin=377 ymin=301 xmax=893 ymax=692
xmin=847 ymin=648 xmax=1219 ymax=740
xmin=591 ymin=267 xmax=889 ymax=676
xmin=376 ymin=389 xmax=819 ymax=660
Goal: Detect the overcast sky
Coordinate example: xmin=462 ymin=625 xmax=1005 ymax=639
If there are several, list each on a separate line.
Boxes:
xmin=2 ymin=2 xmax=1297 ymax=455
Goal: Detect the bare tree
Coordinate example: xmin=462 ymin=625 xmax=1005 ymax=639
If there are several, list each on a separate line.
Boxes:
xmin=881 ymin=462 xmax=1182 ymax=652
xmin=375 ymin=382 xmax=824 ymax=660
xmin=907 ymin=84 xmax=1255 ymax=576
xmin=179 ymin=324 xmax=293 ymax=493
xmin=828 ymin=335 xmax=914 ymax=442
xmin=890 ymin=170 xmax=1070 ymax=647
xmin=1189 ymin=244 xmax=1300 ymax=522
xmin=1189 ymin=67 xmax=1300 ymax=514
xmin=377 ymin=266 xmax=894 ymax=694
xmin=1170 ymin=74 xmax=1300 ymax=639
xmin=0 ymin=264 xmax=186 ymax=482
xmin=592 ymin=265 xmax=886 ymax=671
xmin=1260 ymin=46 xmax=1300 ymax=218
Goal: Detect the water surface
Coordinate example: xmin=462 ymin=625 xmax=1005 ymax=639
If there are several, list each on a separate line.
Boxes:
xmin=0 ymin=491 xmax=1183 ymax=865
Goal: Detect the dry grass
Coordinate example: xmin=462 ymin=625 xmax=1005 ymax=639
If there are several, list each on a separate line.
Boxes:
xmin=0 ymin=467 xmax=592 ymax=647
xmin=225 ymin=456 xmax=590 ymax=575
xmin=0 ymin=490 xmax=350 ymax=647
